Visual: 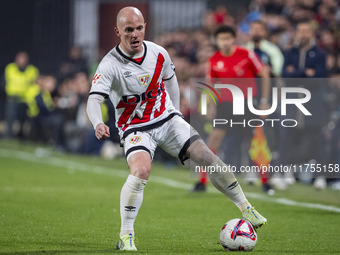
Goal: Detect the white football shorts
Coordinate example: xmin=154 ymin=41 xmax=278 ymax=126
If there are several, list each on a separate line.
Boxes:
xmin=123 ymin=115 xmax=200 ymax=164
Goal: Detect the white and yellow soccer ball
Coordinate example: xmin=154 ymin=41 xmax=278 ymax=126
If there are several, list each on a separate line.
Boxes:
xmin=220 ymin=218 xmax=257 ymax=252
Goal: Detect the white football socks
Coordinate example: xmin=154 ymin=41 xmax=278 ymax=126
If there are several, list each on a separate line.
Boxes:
xmin=208 ymin=157 xmax=250 ymax=211
xmin=120 ymin=174 xmax=147 ymax=237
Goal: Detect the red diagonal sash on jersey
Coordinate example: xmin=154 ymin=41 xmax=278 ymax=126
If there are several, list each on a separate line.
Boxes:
xmin=131 ymin=53 xmax=165 ymax=124
xmin=154 ymin=80 xmax=166 ymax=118
xmin=117 ymin=53 xmax=165 ymax=130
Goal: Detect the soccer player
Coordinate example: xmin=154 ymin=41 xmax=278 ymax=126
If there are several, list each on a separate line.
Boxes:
xmin=86 ymin=7 xmax=267 ymax=251
xmin=192 ymin=25 xmax=273 ymax=194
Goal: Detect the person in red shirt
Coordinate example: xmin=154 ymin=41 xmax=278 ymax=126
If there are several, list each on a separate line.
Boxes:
xmin=193 ymin=25 xmax=273 ymax=194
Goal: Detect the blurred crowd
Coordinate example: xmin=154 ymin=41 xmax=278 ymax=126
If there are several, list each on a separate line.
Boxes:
xmin=0 ymin=0 xmax=339 ymax=188
xmin=0 ymin=47 xmax=120 ymax=156
xmin=156 ymin=0 xmax=340 ymax=189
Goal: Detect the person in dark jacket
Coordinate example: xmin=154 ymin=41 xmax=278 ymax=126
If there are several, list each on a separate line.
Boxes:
xmin=280 ymin=22 xmax=327 ymax=188
xmin=282 ymin=22 xmax=327 ymax=128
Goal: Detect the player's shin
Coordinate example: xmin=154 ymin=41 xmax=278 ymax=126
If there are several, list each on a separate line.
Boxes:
xmin=120 ymin=174 xmax=147 ymax=237
xmin=208 ymin=157 xmax=251 ymax=212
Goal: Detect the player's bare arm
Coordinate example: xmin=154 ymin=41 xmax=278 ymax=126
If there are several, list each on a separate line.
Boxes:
xmin=257 ymin=68 xmax=271 ymax=117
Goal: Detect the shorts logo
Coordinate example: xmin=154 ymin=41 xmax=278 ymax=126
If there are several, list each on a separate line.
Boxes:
xmin=129 ymin=136 xmax=141 ymax=144
xmin=138 ymin=75 xmax=151 ymax=86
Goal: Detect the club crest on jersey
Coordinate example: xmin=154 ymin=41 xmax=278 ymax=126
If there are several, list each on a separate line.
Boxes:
xmin=129 ymin=136 xmax=141 ymax=144
xmin=138 ymin=75 xmax=151 ymax=87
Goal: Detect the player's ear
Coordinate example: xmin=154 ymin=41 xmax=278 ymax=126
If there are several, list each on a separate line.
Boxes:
xmin=114 ymin=27 xmax=120 ymax=37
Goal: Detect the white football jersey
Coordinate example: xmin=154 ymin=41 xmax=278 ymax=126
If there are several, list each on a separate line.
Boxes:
xmin=89 ymin=41 xmax=180 ymax=138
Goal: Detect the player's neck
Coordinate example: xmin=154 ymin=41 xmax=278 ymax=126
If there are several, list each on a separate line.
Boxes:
xmin=220 ymin=46 xmax=235 ymax=57
xmin=119 ymin=44 xmax=144 ymax=59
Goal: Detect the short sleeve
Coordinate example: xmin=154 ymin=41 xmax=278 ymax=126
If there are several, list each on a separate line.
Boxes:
xmin=89 ymin=59 xmax=114 ymax=98
xmin=161 ymin=49 xmax=175 ymax=81
xmin=207 ymin=58 xmax=214 ymax=79
xmin=248 ymin=49 xmax=264 ymax=74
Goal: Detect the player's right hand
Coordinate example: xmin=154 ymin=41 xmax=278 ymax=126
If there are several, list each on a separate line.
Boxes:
xmin=95 ymin=123 xmax=110 ymax=141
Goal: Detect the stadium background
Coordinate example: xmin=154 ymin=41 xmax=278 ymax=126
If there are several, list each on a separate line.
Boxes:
xmin=1 ymin=0 xmax=340 ymax=174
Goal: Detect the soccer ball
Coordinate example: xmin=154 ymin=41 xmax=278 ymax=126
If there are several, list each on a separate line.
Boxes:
xmin=220 ymin=218 xmax=257 ymax=251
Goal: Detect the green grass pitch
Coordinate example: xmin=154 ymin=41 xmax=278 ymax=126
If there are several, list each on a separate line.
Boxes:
xmin=0 ymin=140 xmax=340 ymax=254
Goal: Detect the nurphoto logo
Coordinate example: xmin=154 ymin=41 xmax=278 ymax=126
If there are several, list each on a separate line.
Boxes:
xmin=198 ymin=82 xmax=312 ymax=128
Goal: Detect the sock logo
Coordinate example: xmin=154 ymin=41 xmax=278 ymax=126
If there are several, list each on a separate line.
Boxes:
xmin=228 ymin=181 xmax=239 ymax=190
xmin=125 ymin=206 xmax=136 ymax=212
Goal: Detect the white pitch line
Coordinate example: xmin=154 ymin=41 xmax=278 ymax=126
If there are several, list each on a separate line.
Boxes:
xmin=0 ymin=148 xmax=340 ymax=213
xmin=244 ymin=193 xmax=340 ymax=213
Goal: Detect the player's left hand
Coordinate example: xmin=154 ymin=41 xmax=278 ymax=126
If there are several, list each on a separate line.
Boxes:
xmin=95 ymin=123 xmax=110 ymax=141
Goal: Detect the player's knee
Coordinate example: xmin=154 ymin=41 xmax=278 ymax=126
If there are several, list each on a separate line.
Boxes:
xmin=131 ymin=165 xmax=151 ymax=180
xmin=188 ymin=140 xmax=216 ymax=166
xmin=128 ymin=151 xmax=151 ymax=179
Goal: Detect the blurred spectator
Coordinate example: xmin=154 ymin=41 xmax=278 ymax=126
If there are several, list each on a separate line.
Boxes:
xmin=282 ymin=22 xmax=326 ymax=78
xmin=0 ymin=74 xmax=6 ymax=122
xmin=26 ymin=75 xmax=63 ymax=147
xmin=238 ymin=10 xmax=262 ymax=34
xmin=246 ymin=20 xmax=284 ymax=77
xmin=281 ymin=22 xmax=328 ymax=188
xmin=56 ymin=76 xmax=79 ymax=121
xmin=204 ymin=5 xmax=235 ymax=33
xmin=4 ymin=52 xmax=39 ymax=138
xmin=89 ymin=48 xmax=107 ymax=77
xmin=263 ymin=0 xmax=284 ymax=15
xmin=58 ymin=46 xmax=88 ymax=81
xmin=55 ymin=72 xmax=87 ymax=152
xmin=212 ymin=5 xmax=234 ymax=26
